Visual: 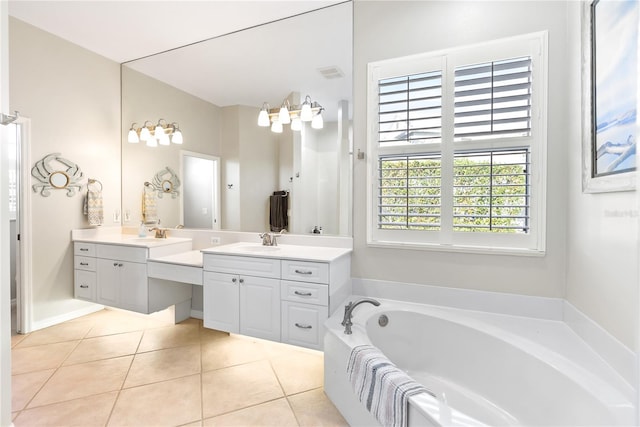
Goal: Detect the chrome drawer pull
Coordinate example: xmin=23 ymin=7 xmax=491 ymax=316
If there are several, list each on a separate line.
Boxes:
xmin=295 ymin=323 xmax=312 ymax=329
xmin=80 ymin=262 xmax=89 ymax=266
xmin=80 ymin=248 xmax=89 ymax=251
xmin=294 ymin=269 xmax=313 ymax=275
xmin=80 ymin=285 xmax=89 ymax=289
xmin=294 ymin=290 xmax=313 ymax=297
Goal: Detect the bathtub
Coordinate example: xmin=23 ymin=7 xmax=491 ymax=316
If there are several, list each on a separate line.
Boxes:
xmin=324 ymin=297 xmax=635 ymax=426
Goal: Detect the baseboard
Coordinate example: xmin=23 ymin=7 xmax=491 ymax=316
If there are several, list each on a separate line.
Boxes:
xmin=30 ymin=304 xmax=104 ymax=332
xmin=563 ymin=301 xmax=635 ymax=387
xmin=190 ymin=310 xmax=203 ymax=320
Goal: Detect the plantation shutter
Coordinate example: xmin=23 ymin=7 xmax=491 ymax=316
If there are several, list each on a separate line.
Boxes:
xmin=454 ymin=57 xmax=532 ymax=140
xmin=378 ymin=71 xmax=443 ymax=147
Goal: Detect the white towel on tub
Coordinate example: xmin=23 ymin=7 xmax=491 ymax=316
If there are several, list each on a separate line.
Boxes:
xmin=347 ymin=344 xmax=429 ymax=427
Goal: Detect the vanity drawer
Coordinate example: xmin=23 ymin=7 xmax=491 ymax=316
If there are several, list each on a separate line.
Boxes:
xmin=75 ymin=256 xmax=96 ymax=271
xmin=203 ymin=254 xmax=280 ymax=279
xmin=281 ymin=301 xmax=328 ymax=350
xmin=74 ymin=242 xmax=96 ymax=257
xmin=281 ymin=260 xmax=329 ymax=284
xmin=281 ymin=280 xmax=328 ymax=306
xmin=96 ymin=244 xmax=147 ymax=263
xmin=74 ymin=269 xmax=96 ymax=302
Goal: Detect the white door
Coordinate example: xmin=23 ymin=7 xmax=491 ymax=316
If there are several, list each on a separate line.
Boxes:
xmin=203 ymin=271 xmax=239 ymax=333
xmin=240 ymin=275 xmax=280 ymax=341
xmin=118 ymin=261 xmax=148 ymax=313
xmin=96 ymin=258 xmax=119 ymax=306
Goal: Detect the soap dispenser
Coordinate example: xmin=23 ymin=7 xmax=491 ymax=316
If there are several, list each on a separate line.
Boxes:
xmin=138 ymin=221 xmax=147 ymax=238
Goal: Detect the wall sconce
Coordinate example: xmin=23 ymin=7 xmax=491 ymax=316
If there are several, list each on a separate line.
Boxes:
xmin=257 ymin=95 xmax=324 ymax=132
xmin=128 ymin=119 xmax=183 ymax=146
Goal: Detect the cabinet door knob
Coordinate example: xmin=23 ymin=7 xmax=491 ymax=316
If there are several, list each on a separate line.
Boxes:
xmin=113 ymin=262 xmax=119 ymax=267
xmin=232 ymin=278 xmax=237 ymax=283
xmin=294 ymin=290 xmax=312 ymax=297
xmin=80 ymin=262 xmax=89 ymax=266
xmin=294 ymin=323 xmax=312 ymax=329
xmin=239 ymin=278 xmax=244 ymax=284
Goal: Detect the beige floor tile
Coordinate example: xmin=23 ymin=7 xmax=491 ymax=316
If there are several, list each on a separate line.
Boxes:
xmin=63 ymin=331 xmax=143 ymax=366
xmin=203 ymin=398 xmax=298 ymax=427
xmin=124 ymin=344 xmax=201 ymax=388
xmin=15 ymin=321 xmax=93 ymax=347
xmin=201 ymin=335 xmax=266 ymax=372
xmin=137 ymin=322 xmax=201 ymax=353
xmin=108 ymin=374 xmax=201 ymax=427
xmin=288 ymin=388 xmax=348 ymax=427
xmin=270 ymin=350 xmax=324 ymax=395
xmin=202 ymin=360 xmax=284 ymax=418
xmin=12 ymin=369 xmax=55 ymax=411
xmin=180 ymin=421 xmax=203 ymax=427
xmin=11 ymin=341 xmax=78 ymax=375
xmin=13 ymin=391 xmax=118 ymax=427
xmin=200 ymin=327 xmax=231 ymax=343
xmin=85 ymin=314 xmax=158 ymax=338
xmin=11 ymin=333 xmax=28 ymax=348
xmin=28 ymin=356 xmax=132 ymax=408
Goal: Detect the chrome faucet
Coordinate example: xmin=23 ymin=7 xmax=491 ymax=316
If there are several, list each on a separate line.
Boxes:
xmin=150 ymin=227 xmax=167 ymax=238
xmin=342 ymin=298 xmax=381 ymax=334
xmin=259 ymin=232 xmax=273 ymax=246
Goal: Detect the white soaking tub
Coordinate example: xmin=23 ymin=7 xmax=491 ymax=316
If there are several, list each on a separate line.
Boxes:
xmin=323 ymin=297 xmax=635 ymax=426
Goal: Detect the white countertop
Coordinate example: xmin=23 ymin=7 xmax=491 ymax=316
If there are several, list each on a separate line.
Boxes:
xmin=201 ymin=242 xmax=352 ymax=262
xmin=73 ymin=234 xmax=193 ymax=248
xmin=148 ymin=250 xmax=203 ymax=267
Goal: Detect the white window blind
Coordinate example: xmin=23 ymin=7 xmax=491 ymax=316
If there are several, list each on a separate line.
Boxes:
xmin=378 ymin=71 xmax=442 ymax=147
xmin=453 ymin=149 xmax=530 ymax=232
xmin=378 ymin=154 xmax=441 ymax=230
xmin=454 ymin=57 xmax=532 ymax=141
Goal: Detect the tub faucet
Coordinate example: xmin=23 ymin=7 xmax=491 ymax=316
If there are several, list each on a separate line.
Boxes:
xmin=342 ymin=298 xmax=381 ymax=335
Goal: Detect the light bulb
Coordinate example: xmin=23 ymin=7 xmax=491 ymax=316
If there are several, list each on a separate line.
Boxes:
xmin=271 ymin=120 xmax=283 ymax=133
xmin=139 ymin=126 xmax=151 ymax=141
xmin=128 ymin=127 xmax=139 ymax=143
xmin=158 ymin=132 xmax=170 ymax=146
xmin=311 ymin=112 xmax=324 ymax=129
xmin=291 ymin=117 xmax=302 ymax=131
xmin=154 ymin=124 xmax=164 ymax=139
xmin=258 ymin=103 xmax=270 ymax=127
xmin=279 ymin=103 xmax=291 ymax=124
xmin=300 ymin=96 xmax=313 ymax=122
xmin=171 ymin=129 xmax=183 ymax=144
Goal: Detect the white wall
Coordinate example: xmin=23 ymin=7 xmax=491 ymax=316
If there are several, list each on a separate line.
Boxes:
xmin=352 ymin=1 xmax=569 ymax=298
xmin=9 ymin=18 xmax=121 ymax=327
xmin=563 ymin=3 xmax=638 ymax=349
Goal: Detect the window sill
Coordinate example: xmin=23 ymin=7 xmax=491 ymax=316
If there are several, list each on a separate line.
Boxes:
xmin=366 ymin=240 xmax=546 ymax=257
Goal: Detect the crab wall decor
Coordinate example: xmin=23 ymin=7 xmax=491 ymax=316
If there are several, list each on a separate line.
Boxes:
xmin=146 ymin=166 xmax=180 ymax=199
xmin=31 ymin=153 xmax=84 ymax=197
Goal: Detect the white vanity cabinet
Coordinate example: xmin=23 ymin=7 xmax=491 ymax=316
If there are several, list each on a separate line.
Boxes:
xmin=202 ymin=245 xmax=351 ymax=351
xmin=95 ymin=244 xmax=148 ymax=312
xmin=203 ymin=255 xmax=281 ymax=342
xmin=74 ymin=243 xmax=97 ymax=302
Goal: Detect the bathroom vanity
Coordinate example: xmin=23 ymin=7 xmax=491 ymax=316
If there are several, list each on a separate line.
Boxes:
xmin=72 ymin=231 xmax=352 ymax=350
xmin=73 ymin=235 xmax=193 ymax=321
xmin=201 ymin=242 xmax=351 ymax=350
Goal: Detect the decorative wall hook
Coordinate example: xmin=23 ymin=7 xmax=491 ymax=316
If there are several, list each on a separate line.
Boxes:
xmin=31 ymin=153 xmax=84 ymax=197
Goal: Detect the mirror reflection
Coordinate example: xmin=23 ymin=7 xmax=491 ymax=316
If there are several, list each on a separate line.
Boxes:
xmin=121 ymin=2 xmax=353 ymax=236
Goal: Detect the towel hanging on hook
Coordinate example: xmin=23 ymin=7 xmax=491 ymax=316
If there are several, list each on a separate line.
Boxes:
xmin=84 ymin=178 xmax=104 ymax=226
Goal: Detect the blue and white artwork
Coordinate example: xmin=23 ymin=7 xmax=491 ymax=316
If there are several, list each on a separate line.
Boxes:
xmin=593 ymin=0 xmax=637 ymax=176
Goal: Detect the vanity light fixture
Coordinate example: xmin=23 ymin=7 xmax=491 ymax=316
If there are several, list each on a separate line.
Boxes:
xmin=128 ymin=119 xmax=184 ymax=147
xmin=257 ymin=95 xmax=324 ymax=132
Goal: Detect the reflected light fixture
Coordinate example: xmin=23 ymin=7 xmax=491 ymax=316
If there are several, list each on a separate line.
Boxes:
xmin=257 ymin=95 xmax=324 ymax=132
xmin=128 ymin=119 xmax=184 ymax=147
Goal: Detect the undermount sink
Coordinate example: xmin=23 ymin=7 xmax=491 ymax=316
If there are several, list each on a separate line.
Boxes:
xmin=129 ymin=237 xmax=163 ymax=242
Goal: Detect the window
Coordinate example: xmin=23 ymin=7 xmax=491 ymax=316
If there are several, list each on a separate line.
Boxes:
xmin=367 ymin=33 xmax=547 ymax=255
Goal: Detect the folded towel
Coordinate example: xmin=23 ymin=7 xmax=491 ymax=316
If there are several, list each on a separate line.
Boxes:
xmin=142 ymin=188 xmax=158 ymax=224
xmin=347 ymin=345 xmax=429 ymax=427
xmin=84 ymin=190 xmax=104 ymax=226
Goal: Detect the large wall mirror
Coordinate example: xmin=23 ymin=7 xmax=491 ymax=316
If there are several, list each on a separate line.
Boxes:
xmin=121 ymin=2 xmax=353 ymax=236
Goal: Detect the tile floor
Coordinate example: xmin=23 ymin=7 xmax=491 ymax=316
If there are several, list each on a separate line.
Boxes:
xmin=10 ymin=308 xmax=349 ymax=427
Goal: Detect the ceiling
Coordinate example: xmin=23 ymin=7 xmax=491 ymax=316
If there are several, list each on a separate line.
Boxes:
xmin=8 ymin=0 xmax=352 ymax=118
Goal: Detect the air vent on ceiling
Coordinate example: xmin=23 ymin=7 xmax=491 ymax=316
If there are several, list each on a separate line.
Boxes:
xmin=318 ymin=66 xmax=344 ymax=79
